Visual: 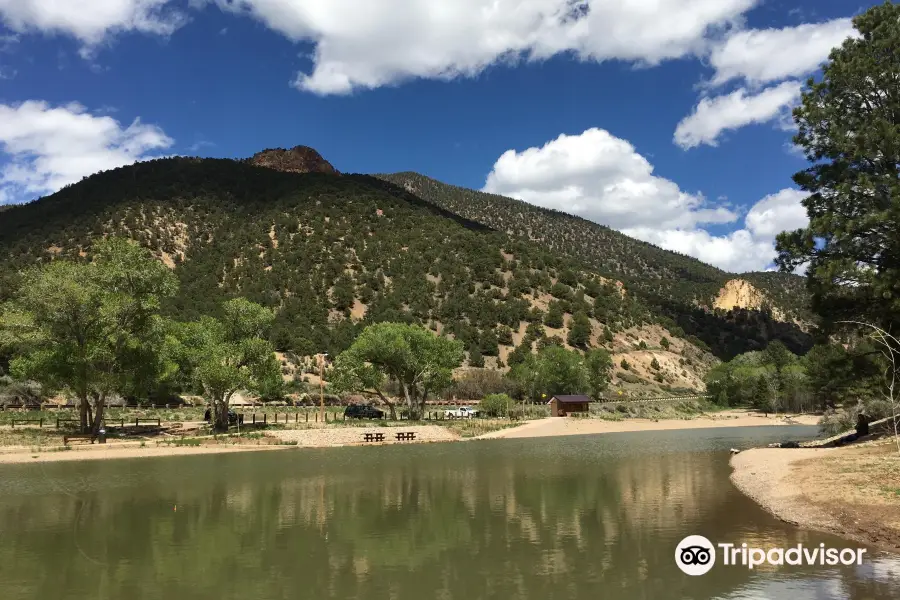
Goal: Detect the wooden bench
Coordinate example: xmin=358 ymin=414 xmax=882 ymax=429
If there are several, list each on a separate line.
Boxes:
xmin=363 ymin=432 xmax=386 ymax=442
xmin=63 ymin=433 xmax=97 ymax=445
xmin=395 ymin=431 xmax=416 ymax=441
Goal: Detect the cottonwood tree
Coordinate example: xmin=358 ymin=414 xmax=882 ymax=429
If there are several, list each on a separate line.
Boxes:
xmin=174 ymin=298 xmax=281 ymax=431
xmin=329 ymin=322 xmax=464 ymax=419
xmin=0 ymin=238 xmax=177 ymax=433
xmin=776 ymin=3 xmax=900 ymax=333
xmin=510 ymin=345 xmax=589 ymax=401
xmin=585 ymin=348 xmax=613 ymax=399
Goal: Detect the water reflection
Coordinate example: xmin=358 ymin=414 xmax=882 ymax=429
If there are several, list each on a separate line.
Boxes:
xmin=0 ymin=427 xmax=897 ymax=600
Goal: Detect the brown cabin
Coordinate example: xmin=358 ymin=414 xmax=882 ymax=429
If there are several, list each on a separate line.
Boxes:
xmin=547 ymin=394 xmax=592 ymax=417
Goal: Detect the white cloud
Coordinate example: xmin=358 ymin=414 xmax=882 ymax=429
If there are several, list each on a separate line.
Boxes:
xmin=484 ymin=128 xmax=809 ymax=272
xmin=0 ymin=0 xmax=187 ymax=54
xmin=744 ymin=188 xmax=808 ymax=238
xmin=483 ymin=127 xmax=737 ymax=232
xmin=207 ymin=0 xmax=757 ymax=95
xmin=708 ymin=18 xmax=854 ymax=88
xmin=674 ymin=81 xmax=802 ymax=149
xmin=0 ymin=100 xmax=174 ymax=204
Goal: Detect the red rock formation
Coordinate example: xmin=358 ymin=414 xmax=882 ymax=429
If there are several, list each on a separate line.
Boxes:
xmin=248 ymin=146 xmax=340 ymax=175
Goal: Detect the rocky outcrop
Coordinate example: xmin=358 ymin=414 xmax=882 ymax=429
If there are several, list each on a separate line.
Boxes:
xmin=248 ymin=146 xmax=340 ymax=175
xmin=714 ymin=279 xmax=785 ymax=321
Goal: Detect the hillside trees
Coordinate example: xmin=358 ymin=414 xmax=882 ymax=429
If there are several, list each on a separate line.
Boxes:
xmin=328 ymin=322 xmax=464 ymax=419
xmin=0 ymin=238 xmax=178 ymax=433
xmin=776 ymin=2 xmax=900 ymax=334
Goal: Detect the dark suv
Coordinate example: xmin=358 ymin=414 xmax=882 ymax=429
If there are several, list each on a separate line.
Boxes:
xmin=344 ymin=404 xmax=385 ymax=419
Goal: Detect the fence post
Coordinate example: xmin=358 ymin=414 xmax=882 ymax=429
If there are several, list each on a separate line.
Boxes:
xmin=57 ymin=418 xmax=60 ymax=429
xmin=252 ymin=414 xmax=256 ymax=425
xmin=264 ymin=413 xmax=267 ymax=425
xmin=39 ymin=418 xmax=43 ymax=428
xmin=306 ymin=412 xmax=309 ymax=423
xmin=295 ymin=413 xmax=299 ymax=424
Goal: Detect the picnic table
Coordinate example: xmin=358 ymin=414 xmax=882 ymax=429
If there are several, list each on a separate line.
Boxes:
xmin=363 ymin=432 xmax=386 ymax=442
xmin=395 ymin=431 xmax=417 ymax=441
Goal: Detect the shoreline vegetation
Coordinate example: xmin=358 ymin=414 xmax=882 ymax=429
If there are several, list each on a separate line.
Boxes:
xmin=0 ymin=408 xmax=817 ymax=464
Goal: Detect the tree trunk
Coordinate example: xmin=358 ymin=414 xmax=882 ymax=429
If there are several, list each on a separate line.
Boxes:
xmin=214 ymin=393 xmax=231 ymax=432
xmin=79 ymin=395 xmax=89 ymax=433
xmin=90 ymin=393 xmax=107 ymax=437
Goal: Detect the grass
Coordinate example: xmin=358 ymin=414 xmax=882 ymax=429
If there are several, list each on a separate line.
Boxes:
xmin=442 ymin=419 xmax=519 ymax=438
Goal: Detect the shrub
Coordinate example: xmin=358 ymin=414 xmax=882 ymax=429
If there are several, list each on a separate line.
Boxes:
xmin=620 ymin=358 xmax=630 ymax=371
xmin=660 ymin=337 xmax=670 ymax=350
xmin=479 ymin=393 xmax=513 ymax=417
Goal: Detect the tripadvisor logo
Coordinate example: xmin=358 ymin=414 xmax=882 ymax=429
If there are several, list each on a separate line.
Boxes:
xmin=675 ymin=535 xmax=867 ymax=576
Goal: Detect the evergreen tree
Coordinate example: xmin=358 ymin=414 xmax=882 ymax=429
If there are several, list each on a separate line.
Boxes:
xmin=776 ymin=3 xmax=900 ymax=333
xmin=567 ymin=311 xmax=592 ymax=348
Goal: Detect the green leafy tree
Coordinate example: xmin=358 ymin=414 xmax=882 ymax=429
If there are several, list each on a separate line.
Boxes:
xmin=0 ymin=238 xmax=177 ymax=433
xmin=776 ymin=3 xmax=900 ymax=333
xmin=510 ymin=345 xmax=588 ymax=400
xmin=585 ymin=348 xmax=612 ymax=399
xmin=174 ymin=298 xmax=281 ymax=431
xmin=567 ymin=311 xmax=592 ymax=348
xmin=328 ymin=323 xmax=463 ymax=419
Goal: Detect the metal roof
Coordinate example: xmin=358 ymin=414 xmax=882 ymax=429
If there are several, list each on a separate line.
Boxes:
xmin=548 ymin=395 xmax=593 ymax=404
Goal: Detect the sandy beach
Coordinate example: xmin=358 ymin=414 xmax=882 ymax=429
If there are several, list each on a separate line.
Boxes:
xmin=731 ymin=441 xmax=900 ymax=553
xmin=477 ymin=410 xmax=819 ymax=439
xmin=0 ymin=410 xmax=819 ymax=465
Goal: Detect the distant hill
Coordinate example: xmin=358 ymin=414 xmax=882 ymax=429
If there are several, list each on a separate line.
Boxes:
xmin=377 ymin=172 xmax=814 ymax=349
xmin=0 ymin=152 xmax=813 ymax=395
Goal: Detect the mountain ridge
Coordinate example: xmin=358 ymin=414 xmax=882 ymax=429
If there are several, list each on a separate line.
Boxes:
xmin=0 ymin=153 xmax=812 ymax=378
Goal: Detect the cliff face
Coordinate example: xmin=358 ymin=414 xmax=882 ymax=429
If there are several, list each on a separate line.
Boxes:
xmin=248 ymin=146 xmax=340 ymax=175
xmin=714 ymin=279 xmax=785 ymax=321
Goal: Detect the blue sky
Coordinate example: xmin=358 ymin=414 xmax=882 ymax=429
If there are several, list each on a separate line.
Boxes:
xmin=0 ymin=0 xmax=873 ymax=272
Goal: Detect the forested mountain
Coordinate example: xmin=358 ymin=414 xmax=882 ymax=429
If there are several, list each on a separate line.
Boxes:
xmin=377 ymin=172 xmax=811 ymax=318
xmin=377 ymin=172 xmax=813 ymax=352
xmin=0 ymin=152 xmax=811 ymax=393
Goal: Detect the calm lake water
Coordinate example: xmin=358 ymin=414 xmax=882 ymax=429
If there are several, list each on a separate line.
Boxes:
xmin=1 ymin=426 xmax=898 ymax=600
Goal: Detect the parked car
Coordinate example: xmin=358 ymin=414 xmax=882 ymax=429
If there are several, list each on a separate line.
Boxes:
xmin=444 ymin=406 xmax=479 ymax=419
xmin=344 ymin=404 xmax=385 ymax=419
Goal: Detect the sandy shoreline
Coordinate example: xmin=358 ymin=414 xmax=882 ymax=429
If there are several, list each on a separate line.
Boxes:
xmin=476 ymin=411 xmax=819 ymax=439
xmin=731 ymin=442 xmax=900 ymax=553
xmin=0 ymin=411 xmax=818 ymax=465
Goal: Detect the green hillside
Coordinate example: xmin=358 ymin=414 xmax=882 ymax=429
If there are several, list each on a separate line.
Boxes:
xmin=377 ymin=172 xmax=811 ymax=316
xmin=0 ymin=157 xmax=811 ymax=382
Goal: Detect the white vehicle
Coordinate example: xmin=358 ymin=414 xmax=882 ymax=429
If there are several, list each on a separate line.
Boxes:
xmin=444 ymin=406 xmax=479 ymax=419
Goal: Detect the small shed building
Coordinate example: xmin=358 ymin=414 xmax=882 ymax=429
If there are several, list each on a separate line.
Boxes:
xmin=547 ymin=394 xmax=593 ymax=417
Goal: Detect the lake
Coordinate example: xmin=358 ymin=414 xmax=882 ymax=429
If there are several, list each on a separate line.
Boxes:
xmin=1 ymin=426 xmax=898 ymax=600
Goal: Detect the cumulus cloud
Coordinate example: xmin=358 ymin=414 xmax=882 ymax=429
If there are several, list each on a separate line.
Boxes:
xmin=484 ymin=128 xmax=737 ymax=232
xmin=674 ymin=81 xmax=802 ymax=149
xmin=484 ymin=128 xmax=808 ymax=272
xmin=0 ymin=101 xmax=174 ymax=204
xmin=674 ymin=18 xmax=855 ymax=149
xmin=0 ymin=0 xmax=187 ymax=55
xmin=708 ymin=18 xmax=855 ymax=88
xmin=205 ymin=0 xmax=757 ymax=95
